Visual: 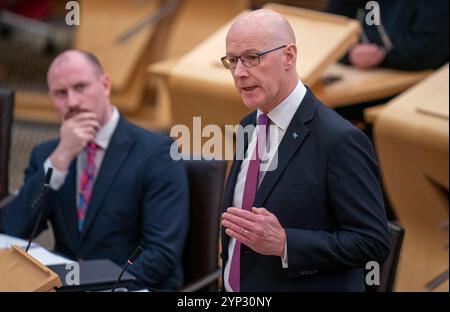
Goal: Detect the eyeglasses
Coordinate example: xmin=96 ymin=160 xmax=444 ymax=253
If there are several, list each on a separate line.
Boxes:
xmin=221 ymin=45 xmax=287 ymax=69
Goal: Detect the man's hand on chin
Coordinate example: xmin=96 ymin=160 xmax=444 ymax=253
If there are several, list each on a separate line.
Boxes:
xmin=50 ymin=111 xmax=100 ymax=171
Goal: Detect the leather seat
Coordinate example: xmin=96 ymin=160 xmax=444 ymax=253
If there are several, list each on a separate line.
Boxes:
xmin=180 ymin=159 xmax=227 ymax=291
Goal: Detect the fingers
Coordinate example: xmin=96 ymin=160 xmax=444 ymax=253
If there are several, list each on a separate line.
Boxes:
xmin=225 ymin=228 xmax=251 ymax=246
xmin=65 ymin=112 xmax=101 ymax=131
xmin=222 ymin=207 xmax=271 ymax=241
xmin=222 ymin=211 xmax=254 ymax=229
xmin=226 ymin=207 xmax=260 ymax=221
xmin=73 ymin=126 xmax=96 ymax=142
xmin=252 ymin=207 xmax=271 ymax=215
xmin=222 ymin=218 xmax=249 ymax=238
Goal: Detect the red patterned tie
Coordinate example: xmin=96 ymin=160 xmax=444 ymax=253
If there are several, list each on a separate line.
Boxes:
xmin=77 ymin=142 xmax=97 ymax=232
xmin=229 ymin=114 xmax=269 ymax=292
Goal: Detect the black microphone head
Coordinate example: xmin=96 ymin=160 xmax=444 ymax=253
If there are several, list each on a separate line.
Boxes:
xmin=128 ymin=246 xmax=144 ymax=264
xmin=44 ymin=168 xmax=53 ymax=186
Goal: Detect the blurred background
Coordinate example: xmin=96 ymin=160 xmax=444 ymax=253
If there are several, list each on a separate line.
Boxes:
xmin=0 ymin=0 xmax=448 ymax=292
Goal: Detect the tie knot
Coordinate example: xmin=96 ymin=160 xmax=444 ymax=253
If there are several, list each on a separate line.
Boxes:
xmin=258 ymin=113 xmax=269 ymax=127
xmin=86 ymin=142 xmax=97 ymax=155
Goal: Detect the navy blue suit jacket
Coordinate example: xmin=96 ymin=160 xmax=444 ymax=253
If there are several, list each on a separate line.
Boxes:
xmin=2 ymin=116 xmax=189 ymax=290
xmin=221 ymin=89 xmax=390 ymax=291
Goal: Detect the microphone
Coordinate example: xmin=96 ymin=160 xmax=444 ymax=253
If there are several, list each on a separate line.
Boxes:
xmin=111 ymin=245 xmax=143 ymax=292
xmin=25 ymin=168 xmax=53 ymax=252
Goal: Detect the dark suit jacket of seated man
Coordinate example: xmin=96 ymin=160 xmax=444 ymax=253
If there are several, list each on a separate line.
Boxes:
xmin=220 ymin=9 xmax=390 ymax=292
xmin=1 ymin=50 xmax=189 ymax=291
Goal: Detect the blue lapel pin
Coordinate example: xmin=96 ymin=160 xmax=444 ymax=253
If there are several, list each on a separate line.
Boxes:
xmin=292 ymin=132 xmax=298 ymax=139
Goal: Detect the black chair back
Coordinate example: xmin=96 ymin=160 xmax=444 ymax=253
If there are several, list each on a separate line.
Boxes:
xmin=0 ymin=89 xmax=14 ymax=200
xmin=182 ymin=159 xmax=227 ymax=291
xmin=367 ymin=222 xmax=405 ymax=292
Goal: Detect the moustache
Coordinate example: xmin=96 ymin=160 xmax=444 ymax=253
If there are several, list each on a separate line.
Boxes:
xmin=64 ymin=108 xmax=90 ymax=120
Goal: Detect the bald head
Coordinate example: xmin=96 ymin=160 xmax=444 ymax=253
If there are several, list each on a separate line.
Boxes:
xmin=227 ymin=9 xmax=296 ymax=48
xmin=46 ymin=49 xmax=112 ymax=126
xmin=224 ymin=9 xmax=299 ymax=113
xmin=47 ymin=50 xmax=103 ymax=85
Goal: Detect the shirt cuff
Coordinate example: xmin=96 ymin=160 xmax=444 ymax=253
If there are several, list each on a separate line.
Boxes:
xmin=43 ymin=158 xmax=68 ymax=191
xmin=281 ymin=239 xmax=288 ymax=268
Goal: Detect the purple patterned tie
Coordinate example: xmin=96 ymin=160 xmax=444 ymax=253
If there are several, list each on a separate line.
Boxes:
xmin=77 ymin=142 xmax=97 ymax=232
xmin=229 ymin=113 xmax=269 ymax=292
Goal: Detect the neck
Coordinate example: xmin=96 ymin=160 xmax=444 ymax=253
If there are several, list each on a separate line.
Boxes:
xmin=260 ymin=76 xmax=298 ymax=114
xmin=100 ymin=105 xmax=114 ymax=127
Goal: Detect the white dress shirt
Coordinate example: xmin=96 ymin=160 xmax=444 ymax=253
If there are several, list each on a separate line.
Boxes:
xmin=224 ymin=80 xmax=307 ymax=292
xmin=43 ymin=107 xmax=120 ymax=207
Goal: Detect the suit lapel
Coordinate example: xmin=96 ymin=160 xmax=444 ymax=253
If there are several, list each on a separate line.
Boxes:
xmin=254 ymin=89 xmax=317 ymax=207
xmin=79 ymin=117 xmax=134 ymax=242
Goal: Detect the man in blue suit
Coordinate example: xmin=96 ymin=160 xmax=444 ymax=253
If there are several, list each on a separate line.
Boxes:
xmin=1 ymin=50 xmax=189 ymax=291
xmin=220 ymin=9 xmax=390 ymax=291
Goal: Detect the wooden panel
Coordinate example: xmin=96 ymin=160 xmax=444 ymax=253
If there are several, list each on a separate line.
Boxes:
xmin=374 ymin=64 xmax=449 ymax=291
xmin=74 ymin=0 xmax=161 ymax=91
xmin=264 ymin=3 xmax=360 ymax=86
xmin=164 ymin=0 xmax=250 ymax=59
xmin=0 ymin=246 xmax=61 ymax=292
xmin=313 ymin=63 xmax=432 ymax=108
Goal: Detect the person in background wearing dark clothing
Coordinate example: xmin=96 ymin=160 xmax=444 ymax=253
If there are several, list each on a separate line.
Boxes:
xmin=1 ymin=50 xmax=189 ymax=291
xmin=328 ymin=0 xmax=449 ymax=71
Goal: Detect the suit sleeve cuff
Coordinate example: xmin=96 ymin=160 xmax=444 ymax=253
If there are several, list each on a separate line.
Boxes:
xmin=43 ymin=158 xmax=68 ymax=190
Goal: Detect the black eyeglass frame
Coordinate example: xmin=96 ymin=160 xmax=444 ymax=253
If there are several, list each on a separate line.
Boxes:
xmin=221 ymin=45 xmax=287 ymax=69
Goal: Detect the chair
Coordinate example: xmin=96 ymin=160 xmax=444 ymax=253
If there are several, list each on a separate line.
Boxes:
xmin=179 ymin=159 xmax=227 ymax=292
xmin=366 ymin=221 xmax=405 ymax=292
xmin=0 ymin=89 xmax=14 ymax=201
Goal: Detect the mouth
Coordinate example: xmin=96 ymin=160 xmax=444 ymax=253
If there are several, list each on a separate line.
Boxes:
xmin=241 ymin=86 xmax=258 ymax=92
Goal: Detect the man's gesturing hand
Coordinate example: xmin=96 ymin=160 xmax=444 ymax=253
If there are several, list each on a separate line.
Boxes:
xmin=222 ymin=207 xmax=286 ymax=257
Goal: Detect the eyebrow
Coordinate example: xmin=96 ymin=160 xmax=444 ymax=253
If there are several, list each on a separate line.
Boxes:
xmin=51 ymin=88 xmax=66 ymax=95
xmin=226 ymin=48 xmax=260 ymax=56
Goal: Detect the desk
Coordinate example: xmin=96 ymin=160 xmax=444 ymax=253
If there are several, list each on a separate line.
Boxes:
xmin=373 ymin=64 xmax=449 ymax=291
xmin=148 ymin=4 xmax=360 ymax=129
xmin=312 ymin=63 xmax=432 ymax=108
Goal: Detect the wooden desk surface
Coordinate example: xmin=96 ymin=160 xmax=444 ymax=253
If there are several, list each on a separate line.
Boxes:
xmin=374 ymin=64 xmax=449 ymax=291
xmin=313 ymin=63 xmax=432 ymax=108
xmin=75 ymin=0 xmax=160 ymax=91
xmin=172 ymin=3 xmax=360 ymax=87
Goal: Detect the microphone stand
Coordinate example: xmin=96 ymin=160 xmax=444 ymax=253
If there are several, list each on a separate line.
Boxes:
xmin=111 ymin=246 xmax=143 ymax=292
xmin=25 ymin=168 xmax=53 ymax=252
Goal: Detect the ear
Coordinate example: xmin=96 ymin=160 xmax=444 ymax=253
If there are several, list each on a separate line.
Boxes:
xmin=284 ymin=44 xmax=297 ymax=70
xmin=101 ymin=74 xmax=111 ymax=97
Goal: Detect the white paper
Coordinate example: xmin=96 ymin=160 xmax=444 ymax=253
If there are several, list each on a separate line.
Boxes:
xmin=0 ymin=233 xmax=36 ymax=249
xmin=27 ymin=246 xmax=72 ymax=266
xmin=0 ymin=233 xmax=72 ymax=266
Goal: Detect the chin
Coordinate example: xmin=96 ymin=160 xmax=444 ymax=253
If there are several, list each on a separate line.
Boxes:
xmin=242 ymin=97 xmax=263 ymax=111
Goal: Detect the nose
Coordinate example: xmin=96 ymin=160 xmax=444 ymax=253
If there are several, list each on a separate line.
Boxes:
xmin=67 ymin=89 xmax=80 ymax=109
xmin=232 ymin=58 xmax=249 ymax=79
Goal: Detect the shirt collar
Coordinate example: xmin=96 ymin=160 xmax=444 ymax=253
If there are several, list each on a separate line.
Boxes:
xmin=257 ymin=80 xmax=307 ymax=130
xmin=95 ymin=106 xmax=120 ymax=150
